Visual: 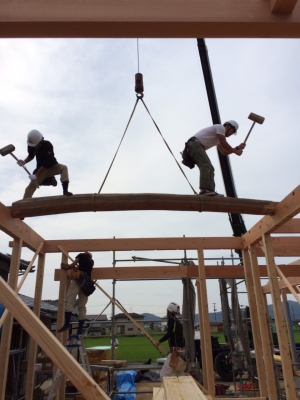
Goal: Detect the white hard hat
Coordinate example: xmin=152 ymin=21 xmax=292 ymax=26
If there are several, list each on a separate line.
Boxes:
xmin=27 ymin=130 xmax=43 ymax=147
xmin=224 ymin=120 xmax=239 ymax=135
xmin=167 ymin=302 xmax=180 ymax=315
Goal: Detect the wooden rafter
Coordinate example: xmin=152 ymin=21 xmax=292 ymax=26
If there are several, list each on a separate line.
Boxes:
xmin=9 ymin=194 xmax=277 ymax=219
xmin=1 ymin=0 xmax=300 ymax=38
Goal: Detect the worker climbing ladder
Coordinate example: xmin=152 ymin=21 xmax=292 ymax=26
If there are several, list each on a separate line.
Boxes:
xmin=47 ymin=334 xmax=92 ymax=400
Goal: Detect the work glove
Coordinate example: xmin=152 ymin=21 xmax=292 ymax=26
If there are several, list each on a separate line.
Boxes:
xmin=29 ymin=174 xmax=37 ymax=181
xmin=17 ymin=160 xmax=25 ymax=166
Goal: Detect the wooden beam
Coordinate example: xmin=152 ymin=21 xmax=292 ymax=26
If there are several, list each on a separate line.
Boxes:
xmin=9 ymin=194 xmax=277 ymax=219
xmin=1 ymin=0 xmax=300 ymax=38
xmin=0 ymin=202 xmax=45 ymax=252
xmin=262 ymin=233 xmax=296 ymax=399
xmin=54 ymin=264 xmax=300 ymax=281
xmin=242 ymin=185 xmax=300 ymax=248
xmin=274 ymin=218 xmax=300 ymax=233
xmin=0 ymin=277 xmax=110 ymax=400
xmin=262 ymin=277 xmax=300 ymax=294
xmin=0 ymin=239 xmax=22 ymax=400
xmin=43 ymin=236 xmax=243 ymax=253
xmin=269 ymin=0 xmax=298 ymax=14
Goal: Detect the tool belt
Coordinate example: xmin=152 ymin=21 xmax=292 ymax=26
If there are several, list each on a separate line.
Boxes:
xmin=76 ymin=272 xmax=96 ymax=297
xmin=67 ymin=269 xmax=82 ymax=280
xmin=181 ymin=138 xmax=196 ymax=169
xmin=169 ymin=349 xmax=187 ymax=373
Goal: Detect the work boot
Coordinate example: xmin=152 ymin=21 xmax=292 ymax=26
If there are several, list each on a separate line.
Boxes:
xmin=77 ymin=320 xmax=85 ymax=335
xmin=57 ymin=312 xmax=72 ymax=333
xmin=62 ymin=181 xmax=73 ymax=196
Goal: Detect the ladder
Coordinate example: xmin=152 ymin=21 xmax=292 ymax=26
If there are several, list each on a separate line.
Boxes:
xmin=47 ymin=334 xmax=92 ymax=400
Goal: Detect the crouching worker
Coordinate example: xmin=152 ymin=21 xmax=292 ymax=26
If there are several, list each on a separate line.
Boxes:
xmin=57 ymin=252 xmax=94 ymax=335
xmin=155 ymin=302 xmax=186 ymax=378
xmin=18 ymin=129 xmax=73 ymax=198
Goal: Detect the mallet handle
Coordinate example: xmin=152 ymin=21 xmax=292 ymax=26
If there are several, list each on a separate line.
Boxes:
xmin=243 ymin=121 xmax=255 ymax=144
xmin=9 ymin=153 xmax=31 ymax=175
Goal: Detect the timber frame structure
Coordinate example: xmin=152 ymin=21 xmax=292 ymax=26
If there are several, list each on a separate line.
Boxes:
xmin=1 ymin=1 xmax=300 ymax=398
xmin=0 ymin=185 xmax=300 ymax=399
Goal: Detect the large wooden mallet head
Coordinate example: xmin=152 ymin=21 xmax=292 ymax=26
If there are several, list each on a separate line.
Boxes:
xmin=243 ymin=113 xmax=265 ymax=144
xmin=0 ymin=144 xmax=31 ymax=175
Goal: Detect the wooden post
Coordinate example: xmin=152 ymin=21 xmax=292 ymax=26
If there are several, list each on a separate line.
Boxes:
xmin=242 ymin=249 xmax=268 ymax=397
xmin=0 ymin=277 xmax=111 ymax=400
xmin=0 ymin=238 xmax=22 ymax=400
xmin=262 ymin=233 xmax=296 ymax=400
xmin=248 ymin=243 xmax=278 ymax=399
xmin=197 ymin=250 xmax=215 ymax=396
xmin=195 ymin=279 xmax=206 ymax=388
xmin=25 ymin=252 xmax=46 ymax=400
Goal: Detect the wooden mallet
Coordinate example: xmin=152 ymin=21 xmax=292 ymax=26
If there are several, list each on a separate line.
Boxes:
xmin=243 ymin=112 xmax=265 ymax=144
xmin=0 ymin=144 xmax=31 ymax=175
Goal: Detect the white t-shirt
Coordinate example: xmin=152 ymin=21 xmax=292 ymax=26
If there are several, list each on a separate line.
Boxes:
xmin=111 ymin=338 xmax=119 ymax=346
xmin=193 ymin=124 xmax=225 ymax=150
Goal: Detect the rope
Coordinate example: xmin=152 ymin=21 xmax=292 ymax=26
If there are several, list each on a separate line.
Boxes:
xmin=140 ymin=98 xmax=197 ymax=195
xmin=97 ymin=97 xmax=140 ymax=194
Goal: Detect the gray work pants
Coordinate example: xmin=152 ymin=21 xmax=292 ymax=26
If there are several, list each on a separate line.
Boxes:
xmin=23 ymin=163 xmax=69 ymax=198
xmin=65 ymin=279 xmax=88 ymax=320
xmin=187 ymin=140 xmax=215 ymax=191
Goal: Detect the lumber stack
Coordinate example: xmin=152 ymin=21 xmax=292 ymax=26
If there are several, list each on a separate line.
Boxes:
xmin=154 ymin=376 xmax=212 ymax=400
xmin=9 ymin=193 xmax=277 ymax=218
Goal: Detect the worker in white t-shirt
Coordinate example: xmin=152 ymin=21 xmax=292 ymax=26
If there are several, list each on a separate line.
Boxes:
xmin=111 ymin=338 xmax=119 ymax=347
xmin=185 ymin=121 xmax=246 ymax=197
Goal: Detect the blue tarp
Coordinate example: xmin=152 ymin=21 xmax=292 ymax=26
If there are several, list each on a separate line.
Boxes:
xmin=0 ymin=302 xmax=5 ymax=333
xmin=114 ymin=370 xmax=137 ymax=400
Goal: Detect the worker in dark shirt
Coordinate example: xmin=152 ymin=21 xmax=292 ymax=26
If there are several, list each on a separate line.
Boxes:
xmin=155 ymin=302 xmax=185 ymax=377
xmin=57 ymin=252 xmax=94 ymax=335
xmin=17 ymin=129 xmax=72 ymax=198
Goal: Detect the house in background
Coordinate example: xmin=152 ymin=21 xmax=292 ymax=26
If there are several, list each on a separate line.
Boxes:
xmin=210 ymin=321 xmax=224 ymax=333
xmin=0 ymin=252 xmax=35 ymax=282
xmin=112 ymin=313 xmax=145 ymax=335
xmin=86 ymin=314 xmax=108 ymax=336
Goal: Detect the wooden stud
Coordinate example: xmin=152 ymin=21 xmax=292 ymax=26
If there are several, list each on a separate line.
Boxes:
xmin=197 ymin=250 xmax=215 ymax=396
xmin=25 ymin=252 xmax=45 ymax=400
xmin=248 ymin=244 xmax=278 ymax=400
xmin=281 ymin=289 xmax=297 ymax=365
xmin=262 ymin=233 xmax=296 ymax=400
xmin=0 ymin=277 xmax=111 ymax=400
xmin=242 ymin=249 xmax=268 ymax=398
xmin=0 ymin=239 xmax=22 ymax=400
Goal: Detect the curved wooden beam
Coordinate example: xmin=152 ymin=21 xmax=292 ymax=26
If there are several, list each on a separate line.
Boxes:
xmin=9 ymin=193 xmax=277 ymax=219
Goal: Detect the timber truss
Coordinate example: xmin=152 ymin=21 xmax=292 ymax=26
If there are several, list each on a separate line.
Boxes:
xmin=0 ymin=186 xmax=300 ymax=399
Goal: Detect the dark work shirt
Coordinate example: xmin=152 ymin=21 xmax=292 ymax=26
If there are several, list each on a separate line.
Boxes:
xmin=28 ymin=140 xmax=58 ymax=169
xmin=76 ymin=253 xmax=94 ymax=277
xmin=159 ymin=317 xmax=185 ymax=348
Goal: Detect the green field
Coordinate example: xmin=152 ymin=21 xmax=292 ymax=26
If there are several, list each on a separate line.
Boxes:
xmin=84 ymin=331 xmax=226 ymax=363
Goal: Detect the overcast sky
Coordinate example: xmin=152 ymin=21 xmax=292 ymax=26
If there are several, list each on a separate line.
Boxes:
xmin=0 ymin=38 xmax=299 ymax=318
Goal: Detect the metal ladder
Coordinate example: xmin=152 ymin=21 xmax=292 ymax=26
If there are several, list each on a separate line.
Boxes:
xmin=47 ymin=334 xmax=92 ymax=400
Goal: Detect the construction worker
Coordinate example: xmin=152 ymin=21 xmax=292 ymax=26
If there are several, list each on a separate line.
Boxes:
xmin=17 ymin=129 xmax=73 ymax=198
xmin=57 ymin=251 xmax=94 ymax=335
xmin=155 ymin=302 xmax=185 ymax=378
xmin=184 ymin=121 xmax=246 ymax=196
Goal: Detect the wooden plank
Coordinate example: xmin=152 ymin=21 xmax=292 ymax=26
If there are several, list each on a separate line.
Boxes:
xmin=25 ymin=253 xmax=45 ymax=400
xmin=1 ymin=0 xmax=300 ymax=38
xmin=163 ymin=376 xmax=207 ymax=400
xmin=242 ymin=249 xmax=268 ymax=398
xmin=153 ymin=387 xmax=165 ymax=400
xmin=0 ymin=239 xmax=22 ymax=400
xmin=242 ymin=184 xmax=300 ymax=248
xmin=197 ymin=251 xmax=215 ymax=395
xmin=44 ymin=236 xmax=242 ymax=253
xmin=248 ymin=244 xmax=278 ymax=400
xmin=54 ymin=264 xmax=300 ymax=281
xmin=262 ymin=233 xmax=296 ymax=400
xmin=0 ymin=277 xmax=111 ymax=400
xmin=0 ymin=242 xmax=43 ymax=327
xmin=0 ymin=202 xmax=45 ymax=252
xmin=274 ymin=218 xmax=300 ymax=233
xmin=9 ymin=194 xmax=277 ymax=218
xmin=269 ymin=0 xmax=298 ymax=13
